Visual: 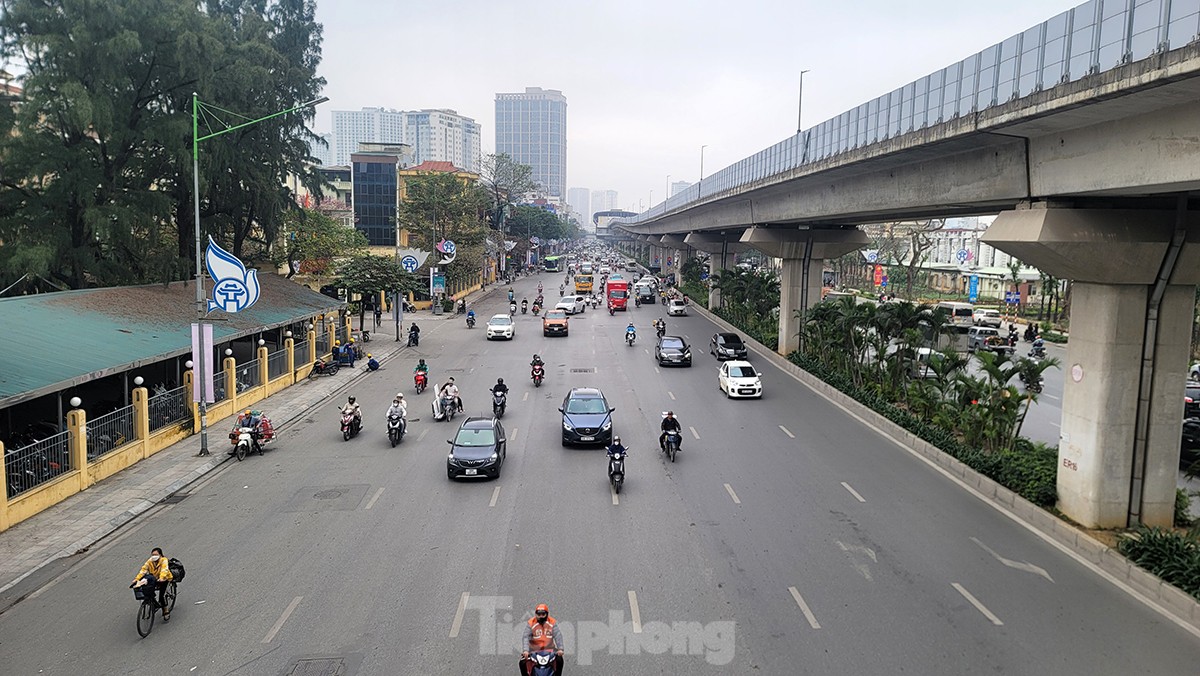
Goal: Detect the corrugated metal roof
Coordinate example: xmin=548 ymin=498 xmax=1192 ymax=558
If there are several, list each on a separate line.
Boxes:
xmin=0 ymin=274 xmax=344 ymax=408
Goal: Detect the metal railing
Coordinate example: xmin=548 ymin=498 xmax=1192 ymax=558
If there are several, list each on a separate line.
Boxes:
xmin=5 ymin=430 xmax=72 ymax=499
xmin=213 ymin=376 xmax=228 ymax=404
xmin=236 ymin=358 xmax=261 ymax=392
xmin=267 ymin=349 xmax=289 ymax=381
xmin=316 ymin=333 xmax=330 ymax=357
xmin=292 ymin=340 xmax=310 ymax=366
xmin=617 ymin=0 xmax=1200 ymax=227
xmin=86 ymin=406 xmax=135 ymax=460
xmin=147 ymin=386 xmax=189 ymax=433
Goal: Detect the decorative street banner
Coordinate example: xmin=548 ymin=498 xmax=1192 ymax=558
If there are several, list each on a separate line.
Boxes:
xmin=396 ymin=248 xmax=430 ymax=273
xmin=431 ymin=272 xmax=446 ymax=295
xmin=190 ymin=322 xmax=215 ymax=403
xmin=205 ymin=236 xmax=260 ymax=313
xmin=436 ymin=238 xmax=457 ymax=265
xmin=529 ymin=236 xmax=541 ymax=247
xmin=504 ymin=240 xmax=518 ymax=252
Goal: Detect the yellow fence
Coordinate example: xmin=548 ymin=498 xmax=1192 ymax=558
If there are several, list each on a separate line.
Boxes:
xmin=0 ymin=319 xmax=347 ymax=532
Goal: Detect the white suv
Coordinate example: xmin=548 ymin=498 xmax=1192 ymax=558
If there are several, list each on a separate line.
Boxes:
xmin=972 ymin=309 xmax=1002 ymax=328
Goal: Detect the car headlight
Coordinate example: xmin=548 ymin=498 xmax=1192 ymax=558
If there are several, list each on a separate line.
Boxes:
xmin=447 ymin=453 xmax=456 ymax=460
xmin=602 ymin=421 xmax=612 ymax=431
xmin=490 ymin=452 xmax=499 ymax=460
xmin=683 ymin=351 xmax=691 ymax=358
xmin=563 ymin=421 xmax=573 ymax=430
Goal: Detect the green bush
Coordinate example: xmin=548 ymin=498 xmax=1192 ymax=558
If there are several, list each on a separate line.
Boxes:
xmin=679 ymin=281 xmax=708 ymax=309
xmin=1177 ymin=489 xmax=1194 ymax=528
xmin=1118 ymin=526 xmax=1200 ymax=600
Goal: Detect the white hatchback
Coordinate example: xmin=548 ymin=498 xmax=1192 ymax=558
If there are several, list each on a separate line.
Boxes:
xmin=486 ymin=314 xmax=515 ymax=340
xmin=718 ymin=361 xmax=763 ymax=399
xmin=556 ymin=296 xmax=586 ymax=315
xmin=667 ymin=299 xmax=688 ymax=316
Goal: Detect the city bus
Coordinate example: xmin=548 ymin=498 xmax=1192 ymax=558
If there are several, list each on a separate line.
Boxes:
xmin=543 ymin=255 xmax=562 ymax=273
xmin=574 ymin=273 xmax=594 ymax=295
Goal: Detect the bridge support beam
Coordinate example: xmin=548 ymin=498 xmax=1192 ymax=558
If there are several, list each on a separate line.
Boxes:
xmin=685 ymin=232 xmax=750 ymax=309
xmin=985 ymin=205 xmax=1200 ymax=528
xmin=741 ymin=227 xmax=869 ymax=354
xmin=660 ymin=235 xmax=688 ymax=285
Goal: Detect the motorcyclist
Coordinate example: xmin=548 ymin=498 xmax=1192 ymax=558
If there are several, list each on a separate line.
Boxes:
xmin=659 ymin=411 xmax=683 ymax=452
xmin=625 ymin=321 xmax=636 ymax=342
xmin=519 ymin=603 xmax=564 ymax=675
xmin=607 ymin=435 xmax=627 ymax=458
xmin=386 ymin=394 xmax=407 ymax=420
xmin=1031 ymin=337 xmax=1046 ymax=357
xmin=654 ymin=318 xmax=666 ymax=337
xmin=508 ymin=288 xmax=515 ymax=303
xmin=440 ymin=378 xmax=462 ymax=413
xmin=559 ymin=283 xmax=565 ymax=295
xmin=537 ymin=283 xmax=543 ymax=295
xmin=131 ymin=547 xmax=175 ymax=621
xmin=530 ymin=354 xmax=545 ymax=371
xmin=407 ymin=323 xmax=421 ymax=347
xmin=492 ymin=378 xmax=509 ymax=396
xmin=342 ymin=396 xmax=362 ymax=430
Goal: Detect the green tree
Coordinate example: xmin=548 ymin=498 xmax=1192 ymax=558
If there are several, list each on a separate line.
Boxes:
xmin=271 ymin=208 xmax=367 ymax=278
xmin=480 ymin=153 xmax=538 ymax=230
xmin=333 ymin=255 xmax=417 ymax=330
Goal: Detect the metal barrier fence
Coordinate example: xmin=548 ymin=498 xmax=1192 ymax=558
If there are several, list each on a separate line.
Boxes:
xmin=267 ymin=349 xmax=289 ymax=381
xmin=292 ymin=340 xmax=310 ymax=366
xmin=316 ymin=333 xmax=330 ymax=357
xmin=86 ymin=406 xmax=135 ymax=460
xmin=213 ymin=376 xmax=227 ymax=404
xmin=616 ymin=0 xmax=1200 ymax=226
xmin=147 ymin=386 xmax=189 ymax=433
xmin=236 ymin=358 xmax=261 ymax=392
xmin=5 ymin=429 xmax=73 ymax=499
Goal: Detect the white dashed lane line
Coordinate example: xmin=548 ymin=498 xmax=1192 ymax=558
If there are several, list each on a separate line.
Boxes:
xmin=779 ymin=425 xmax=796 ymax=439
xmin=724 ymin=483 xmax=741 ymax=505
xmin=840 ymin=482 xmax=866 ymax=503
xmin=262 ymin=596 xmax=304 ymax=644
xmin=952 ymin=583 xmax=1004 ymax=626
xmin=788 ymin=587 xmax=821 ymax=629
xmin=689 ymin=426 xmax=700 ymax=440
xmin=489 ymin=486 xmax=501 ymax=508
xmin=449 ymin=592 xmax=470 ymax=637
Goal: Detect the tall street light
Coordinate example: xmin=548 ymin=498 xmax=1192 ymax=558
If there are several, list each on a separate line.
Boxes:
xmin=666 ymin=174 xmax=671 ymax=200
xmin=191 ymin=92 xmax=328 ymax=455
xmin=700 ymin=145 xmax=708 ymax=181
xmin=796 ymin=69 xmax=810 ymax=134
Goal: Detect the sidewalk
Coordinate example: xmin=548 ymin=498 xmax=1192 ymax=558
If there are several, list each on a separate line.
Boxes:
xmin=0 ymin=284 xmax=497 ymax=598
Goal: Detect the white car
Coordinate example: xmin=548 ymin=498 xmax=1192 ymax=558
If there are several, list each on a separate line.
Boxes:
xmin=667 ymin=298 xmax=688 ymax=316
xmin=599 ymin=266 xmax=612 ymax=275
xmin=972 ymin=308 xmax=1002 ymax=328
xmin=556 ymin=296 xmax=586 ymax=315
xmin=719 ymin=361 xmax=763 ymax=399
xmin=485 ymin=314 xmax=515 ymax=340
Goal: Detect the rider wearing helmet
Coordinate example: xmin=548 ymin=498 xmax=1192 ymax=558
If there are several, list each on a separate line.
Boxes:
xmin=625 ymin=321 xmax=636 ymax=339
xmin=492 ymin=377 xmax=509 ymax=395
xmin=607 ymin=435 xmax=627 ymax=457
xmin=387 ymin=394 xmax=407 ymax=419
xmin=519 ymin=603 xmax=564 ymax=674
xmin=659 ymin=411 xmax=682 ymax=452
xmin=342 ymin=396 xmax=362 ymax=427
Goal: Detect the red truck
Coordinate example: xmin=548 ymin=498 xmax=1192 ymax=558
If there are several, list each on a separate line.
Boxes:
xmin=606 ymin=280 xmax=630 ymax=312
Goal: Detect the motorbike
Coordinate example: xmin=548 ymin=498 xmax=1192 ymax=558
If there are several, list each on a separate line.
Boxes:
xmin=308 ymin=360 xmax=340 ymax=379
xmin=1029 ymin=345 xmax=1046 ymax=359
xmin=432 ymin=391 xmax=458 ymax=422
xmin=407 ymin=329 xmax=420 ymax=347
xmin=228 ymin=426 xmax=263 ymax=460
xmin=509 ymin=302 xmax=518 ymax=314
xmin=532 ymin=303 xmax=541 ymax=315
xmin=466 ymin=314 xmax=476 ymax=328
xmin=387 ymin=414 xmax=406 ymax=447
xmin=662 ymin=430 xmax=681 ymax=462
xmin=340 ymin=410 xmax=361 ymax=441
xmin=531 ymin=364 xmax=545 ymax=388
xmin=521 ymin=301 xmax=528 ymax=314
xmin=524 ymin=651 xmax=560 ymax=676
xmin=608 ymin=303 xmax=616 ymax=316
xmin=626 ymin=330 xmax=636 ymax=346
xmin=414 ymin=371 xmax=428 ymax=394
xmin=608 ymin=448 xmax=627 ymax=494
xmin=492 ymin=390 xmax=507 ymax=418
xmin=1020 ymin=373 xmax=1044 ymax=394
xmin=655 ymin=321 xmax=666 ymax=339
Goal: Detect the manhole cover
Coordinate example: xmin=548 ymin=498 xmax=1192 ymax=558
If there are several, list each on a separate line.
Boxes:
xmin=313 ymin=489 xmax=344 ymax=500
xmin=284 ymin=485 xmax=370 ymax=512
xmin=286 ymin=658 xmax=345 ymax=676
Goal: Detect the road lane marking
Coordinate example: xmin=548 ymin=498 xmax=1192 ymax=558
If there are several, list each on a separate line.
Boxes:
xmin=449 ymin=592 xmax=470 ymax=638
xmin=1050 ymin=421 xmax=1061 ymax=428
xmin=952 ymin=583 xmax=1004 ymax=626
xmin=787 ymin=587 xmax=821 ymax=629
xmin=628 ymin=591 xmax=643 ymax=633
xmin=837 ymin=541 xmax=878 ymax=581
xmin=1044 ymin=393 xmax=1060 ymax=400
xmin=779 ymin=425 xmax=795 ymax=438
xmin=364 ymin=487 xmax=385 ymax=510
xmin=668 ymin=391 xmax=676 ymax=400
xmin=724 ymin=483 xmax=741 ymax=505
xmin=611 ymin=484 xmax=619 ymax=506
xmin=689 ymin=426 xmax=700 ymax=440
xmin=654 ymin=367 xmax=660 ymax=373
xmin=643 ymin=349 xmax=649 ymax=355
xmin=841 ymin=482 xmax=866 ymax=503
xmin=489 ymin=486 xmax=501 ymax=508
xmin=262 ymin=596 xmax=303 ymax=643
xmin=523 ymin=391 xmax=529 ymax=401
xmin=511 ymin=427 xmax=518 ymax=441
xmin=970 ymin=537 xmax=1054 ymax=582
xmin=418 ymin=428 xmax=429 ymax=442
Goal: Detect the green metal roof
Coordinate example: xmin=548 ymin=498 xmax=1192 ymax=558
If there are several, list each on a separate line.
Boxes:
xmin=0 ymin=274 xmax=344 ymax=408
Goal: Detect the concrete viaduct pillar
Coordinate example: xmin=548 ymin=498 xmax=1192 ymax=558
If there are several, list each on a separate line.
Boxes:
xmin=741 ymin=227 xmax=869 ymax=354
xmin=660 ymin=235 xmax=688 ymax=285
xmin=685 ymin=232 xmax=751 ymax=309
xmin=984 ymin=205 xmax=1200 ymax=528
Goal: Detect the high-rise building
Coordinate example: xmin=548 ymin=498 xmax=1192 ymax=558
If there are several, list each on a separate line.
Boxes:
xmin=330 ymin=107 xmax=480 ymax=171
xmin=670 ymin=181 xmax=693 ymax=197
xmin=567 ymin=187 xmax=590 ymax=222
xmin=590 ymin=189 xmax=618 ymax=218
xmin=309 ymin=132 xmax=333 ymax=166
xmin=495 ymin=87 xmax=567 ymax=198
xmin=350 ymin=143 xmax=412 ymax=247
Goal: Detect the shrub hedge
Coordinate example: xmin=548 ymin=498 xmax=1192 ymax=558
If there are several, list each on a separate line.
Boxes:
xmin=1119 ymin=526 xmax=1200 ymax=600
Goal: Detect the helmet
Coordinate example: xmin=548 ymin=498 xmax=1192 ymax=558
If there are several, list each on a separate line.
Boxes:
xmin=244 ymin=409 xmax=251 ymax=416
xmin=334 ymin=340 xmax=341 ymax=346
xmin=396 ymin=393 xmax=404 ymax=399
xmin=497 ymin=378 xmax=504 ymax=384
xmin=348 ymin=396 xmax=356 ymax=404
xmin=666 ymin=411 xmax=675 ymax=417
xmin=613 ymin=436 xmax=621 ymax=444
xmin=367 ymin=353 xmax=372 ymax=358
xmin=535 ymin=603 xmax=549 ymax=614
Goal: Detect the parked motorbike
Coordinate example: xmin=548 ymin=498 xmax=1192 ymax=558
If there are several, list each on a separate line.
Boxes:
xmin=608 ymin=447 xmax=627 ymax=494
xmin=340 ymin=411 xmax=361 ymax=441
xmin=492 ymin=390 xmax=507 ymax=418
xmin=387 ymin=414 xmax=406 ymax=447
xmin=662 ymin=430 xmax=681 ymax=463
xmin=309 ymin=360 xmax=340 ymax=381
xmin=466 ymin=314 xmax=476 ymax=329
xmin=414 ymin=371 xmax=428 ymax=394
xmin=531 ymin=364 xmax=545 ymax=388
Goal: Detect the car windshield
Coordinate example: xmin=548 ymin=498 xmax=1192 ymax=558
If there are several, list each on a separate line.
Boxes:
xmin=720 ymin=335 xmax=743 ymax=346
xmin=559 ymin=297 xmax=576 ymax=304
xmin=453 ymin=428 xmax=496 ymax=447
xmin=729 ymin=366 xmax=757 ymax=378
xmin=546 ymin=311 xmax=566 ymax=319
xmin=489 ymin=317 xmax=512 ymax=325
xmin=661 ymin=338 xmax=684 ymax=349
xmin=566 ymin=397 xmax=608 ymax=414
xmin=609 ymin=290 xmax=627 ymax=298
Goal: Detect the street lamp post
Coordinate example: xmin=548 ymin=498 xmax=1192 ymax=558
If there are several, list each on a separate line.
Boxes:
xmin=700 ymin=145 xmax=708 ymax=181
xmin=191 ymin=92 xmax=327 ymax=455
xmin=796 ymin=69 xmax=810 ymax=134
xmin=666 ymin=175 xmax=671 ymax=200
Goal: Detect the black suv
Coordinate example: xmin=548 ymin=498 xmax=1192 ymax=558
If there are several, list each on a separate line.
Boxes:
xmin=560 ymin=388 xmax=614 ymax=446
xmin=446 ymin=417 xmax=506 ymax=479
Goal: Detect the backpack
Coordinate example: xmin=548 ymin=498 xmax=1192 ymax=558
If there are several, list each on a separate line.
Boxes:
xmin=168 ymin=557 xmax=186 ymax=582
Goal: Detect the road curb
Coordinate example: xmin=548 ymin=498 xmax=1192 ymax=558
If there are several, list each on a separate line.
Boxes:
xmin=690 ymin=301 xmax=1200 ymax=637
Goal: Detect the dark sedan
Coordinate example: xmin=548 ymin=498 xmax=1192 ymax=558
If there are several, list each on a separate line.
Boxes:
xmin=655 ymin=336 xmax=692 ymax=367
xmin=446 ymin=417 xmax=506 ymax=479
xmin=560 ymin=387 xmax=614 ymax=446
xmin=710 ymin=332 xmax=748 ymax=360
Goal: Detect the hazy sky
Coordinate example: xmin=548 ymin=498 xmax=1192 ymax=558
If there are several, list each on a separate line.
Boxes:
xmin=313 ymin=0 xmax=1081 ymax=211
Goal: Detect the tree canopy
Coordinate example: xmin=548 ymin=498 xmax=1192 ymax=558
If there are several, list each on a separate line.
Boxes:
xmin=0 ymin=0 xmax=326 ymax=290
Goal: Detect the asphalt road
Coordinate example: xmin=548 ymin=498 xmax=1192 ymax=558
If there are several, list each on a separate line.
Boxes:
xmin=2 ymin=274 xmax=1200 ymax=674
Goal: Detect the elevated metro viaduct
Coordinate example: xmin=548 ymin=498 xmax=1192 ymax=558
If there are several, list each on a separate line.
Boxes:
xmin=609 ymin=9 xmax=1200 ymax=530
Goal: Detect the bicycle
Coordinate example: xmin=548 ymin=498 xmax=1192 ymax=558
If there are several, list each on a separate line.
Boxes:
xmin=132 ymin=579 xmax=177 ymax=637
